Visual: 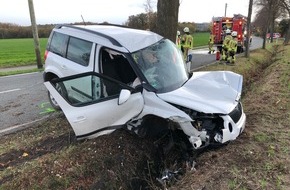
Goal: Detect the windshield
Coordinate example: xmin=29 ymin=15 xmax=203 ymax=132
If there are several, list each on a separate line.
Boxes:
xmin=132 ymin=39 xmax=188 ymax=92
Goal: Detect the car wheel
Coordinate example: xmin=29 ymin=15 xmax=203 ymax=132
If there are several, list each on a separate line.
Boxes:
xmin=48 ymin=78 xmax=67 ymax=110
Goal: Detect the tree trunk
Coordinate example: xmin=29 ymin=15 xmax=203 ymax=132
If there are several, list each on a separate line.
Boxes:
xmin=245 ymin=0 xmax=253 ymax=58
xmin=284 ymin=23 xmax=290 ymax=44
xmin=156 ymin=0 xmax=179 ymax=42
xmin=270 ymin=13 xmax=275 ymax=43
xmin=262 ymin=29 xmax=268 ymax=49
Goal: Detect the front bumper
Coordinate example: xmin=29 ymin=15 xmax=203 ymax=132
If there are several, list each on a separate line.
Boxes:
xmin=219 ymin=112 xmax=246 ymax=143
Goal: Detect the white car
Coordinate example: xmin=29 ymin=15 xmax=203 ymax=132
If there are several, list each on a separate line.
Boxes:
xmin=44 ymin=24 xmax=246 ymax=149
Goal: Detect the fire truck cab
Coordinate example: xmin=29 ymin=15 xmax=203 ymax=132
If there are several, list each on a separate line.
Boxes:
xmin=212 ymin=14 xmax=247 ymax=53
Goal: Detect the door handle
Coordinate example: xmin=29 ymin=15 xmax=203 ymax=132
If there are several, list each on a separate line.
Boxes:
xmin=73 ymin=116 xmax=86 ymax=123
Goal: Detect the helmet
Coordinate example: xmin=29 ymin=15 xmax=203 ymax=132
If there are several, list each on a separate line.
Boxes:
xmin=226 ymin=29 xmax=231 ymax=34
xmin=177 ymin=31 xmax=180 ymax=35
xmin=231 ymin=31 xmax=238 ymax=37
xmin=183 ymin=27 xmax=189 ymax=33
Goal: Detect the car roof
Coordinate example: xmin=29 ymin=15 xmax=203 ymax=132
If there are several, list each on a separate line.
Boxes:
xmin=57 ymin=25 xmax=163 ymax=53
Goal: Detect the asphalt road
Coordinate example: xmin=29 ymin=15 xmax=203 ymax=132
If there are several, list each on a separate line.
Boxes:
xmin=0 ymin=36 xmax=263 ymax=134
xmin=0 ymin=72 xmax=53 ymax=133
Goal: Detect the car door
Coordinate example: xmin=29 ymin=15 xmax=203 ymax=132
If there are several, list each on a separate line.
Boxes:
xmin=44 ymin=72 xmax=144 ymax=139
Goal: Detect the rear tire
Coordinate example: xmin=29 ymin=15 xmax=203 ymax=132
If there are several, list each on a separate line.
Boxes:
xmin=48 ymin=78 xmax=67 ymax=110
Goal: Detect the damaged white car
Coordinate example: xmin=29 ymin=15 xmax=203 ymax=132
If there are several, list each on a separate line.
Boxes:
xmin=44 ymin=24 xmax=246 ymax=149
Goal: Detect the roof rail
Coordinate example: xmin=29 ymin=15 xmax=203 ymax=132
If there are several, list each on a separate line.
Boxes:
xmin=97 ymin=23 xmax=131 ymax=29
xmin=54 ymin=24 xmax=122 ymax=47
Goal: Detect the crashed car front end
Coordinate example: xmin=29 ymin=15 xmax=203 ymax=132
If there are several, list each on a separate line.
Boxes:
xmin=154 ymin=71 xmax=246 ymax=149
xmin=131 ymin=39 xmax=246 ymax=149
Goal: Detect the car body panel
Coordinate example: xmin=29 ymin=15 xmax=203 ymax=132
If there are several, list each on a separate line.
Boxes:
xmin=157 ymin=71 xmax=243 ymax=114
xmin=76 ymin=25 xmax=163 ymax=52
xmin=44 ymin=80 xmax=144 ymax=139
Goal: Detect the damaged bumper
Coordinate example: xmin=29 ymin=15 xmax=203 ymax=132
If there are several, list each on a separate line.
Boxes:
xmin=217 ymin=112 xmax=246 ymax=143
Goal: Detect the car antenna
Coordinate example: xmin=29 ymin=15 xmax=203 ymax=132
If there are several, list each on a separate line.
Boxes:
xmin=81 ymin=15 xmax=86 ymax=26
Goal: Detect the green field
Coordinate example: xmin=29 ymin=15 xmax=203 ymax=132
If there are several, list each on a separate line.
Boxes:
xmin=0 ymin=33 xmax=209 ymax=69
xmin=192 ymin=32 xmax=210 ymax=47
xmin=0 ymin=38 xmax=47 ymax=68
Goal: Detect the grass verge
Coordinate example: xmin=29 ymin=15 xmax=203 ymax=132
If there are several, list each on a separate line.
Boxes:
xmin=0 ymin=68 xmax=43 ymax=77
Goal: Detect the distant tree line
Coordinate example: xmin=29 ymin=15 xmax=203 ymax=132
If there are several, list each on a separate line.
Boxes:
xmin=0 ymin=22 xmax=112 ymax=39
xmin=0 ymin=23 xmax=54 ymax=39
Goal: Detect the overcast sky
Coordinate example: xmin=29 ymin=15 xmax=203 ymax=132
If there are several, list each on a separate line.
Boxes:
xmin=0 ymin=0 xmax=251 ymax=26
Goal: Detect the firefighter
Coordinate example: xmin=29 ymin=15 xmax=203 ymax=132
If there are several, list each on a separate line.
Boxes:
xmin=221 ymin=29 xmax=232 ymax=61
xmin=227 ymin=31 xmax=238 ymax=64
xmin=208 ymin=33 xmax=215 ymax=54
xmin=181 ymin=27 xmax=193 ymax=61
xmin=176 ymin=31 xmax=181 ymax=50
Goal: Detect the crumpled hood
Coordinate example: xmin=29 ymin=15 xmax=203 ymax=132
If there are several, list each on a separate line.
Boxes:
xmin=157 ymin=71 xmax=243 ymax=114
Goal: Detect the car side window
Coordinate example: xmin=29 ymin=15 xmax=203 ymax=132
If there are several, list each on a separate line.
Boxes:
xmin=52 ymin=73 xmax=123 ymax=107
xmin=100 ymin=49 xmax=137 ymax=89
xmin=67 ymin=37 xmax=93 ymax=66
xmin=49 ymin=32 xmax=68 ymax=57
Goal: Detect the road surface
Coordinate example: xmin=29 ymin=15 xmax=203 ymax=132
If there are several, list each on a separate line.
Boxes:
xmin=0 ymin=36 xmax=263 ymax=134
xmin=0 ymin=72 xmax=54 ymax=134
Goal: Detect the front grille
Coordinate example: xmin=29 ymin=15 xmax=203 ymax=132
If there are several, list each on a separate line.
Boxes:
xmin=229 ymin=102 xmax=242 ymax=123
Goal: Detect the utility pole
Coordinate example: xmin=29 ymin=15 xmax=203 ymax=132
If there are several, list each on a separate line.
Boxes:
xmin=28 ymin=0 xmax=42 ymax=69
xmin=224 ymin=3 xmax=227 ymax=17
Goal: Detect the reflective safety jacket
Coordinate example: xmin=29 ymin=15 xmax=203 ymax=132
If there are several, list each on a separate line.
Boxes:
xmin=182 ymin=34 xmax=193 ymax=49
xmin=209 ymin=34 xmax=215 ymax=44
xmin=229 ymin=38 xmax=238 ymax=52
xmin=223 ymin=34 xmax=233 ymax=48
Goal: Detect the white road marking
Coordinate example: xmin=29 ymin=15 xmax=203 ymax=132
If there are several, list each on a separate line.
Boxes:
xmin=0 ymin=88 xmax=21 ymax=94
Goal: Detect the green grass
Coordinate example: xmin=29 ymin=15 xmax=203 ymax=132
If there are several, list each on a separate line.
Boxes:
xmin=192 ymin=32 xmax=210 ymax=47
xmin=0 ymin=38 xmax=47 ymax=68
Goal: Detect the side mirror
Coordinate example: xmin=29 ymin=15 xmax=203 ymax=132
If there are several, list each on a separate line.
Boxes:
xmin=118 ymin=89 xmax=131 ymax=105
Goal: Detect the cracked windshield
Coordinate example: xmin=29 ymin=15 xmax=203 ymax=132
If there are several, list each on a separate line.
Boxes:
xmin=133 ymin=39 xmax=188 ymax=92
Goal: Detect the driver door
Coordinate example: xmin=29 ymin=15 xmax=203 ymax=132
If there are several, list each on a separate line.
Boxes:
xmin=44 ymin=72 xmax=144 ymax=139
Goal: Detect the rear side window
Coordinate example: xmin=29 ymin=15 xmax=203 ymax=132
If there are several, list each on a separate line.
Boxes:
xmin=67 ymin=37 xmax=93 ymax=66
xmin=49 ymin=32 xmax=68 ymax=57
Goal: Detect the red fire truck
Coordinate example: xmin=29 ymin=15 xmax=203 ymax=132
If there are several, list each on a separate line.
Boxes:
xmin=211 ymin=14 xmax=247 ymax=53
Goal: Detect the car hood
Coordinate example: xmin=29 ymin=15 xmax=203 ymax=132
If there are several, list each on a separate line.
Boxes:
xmin=157 ymin=71 xmax=243 ymax=114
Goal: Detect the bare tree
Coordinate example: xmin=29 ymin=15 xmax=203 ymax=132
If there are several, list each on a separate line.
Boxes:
xmin=280 ymin=0 xmax=290 ymax=44
xmin=255 ymin=0 xmax=282 ymax=48
xmin=156 ymin=0 xmax=179 ymax=42
xmin=245 ymin=0 xmax=254 ymax=58
xmin=143 ymin=0 xmax=156 ymax=29
xmin=253 ymin=7 xmax=269 ymax=49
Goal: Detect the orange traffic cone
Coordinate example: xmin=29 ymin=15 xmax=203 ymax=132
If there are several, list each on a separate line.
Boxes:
xmin=216 ymin=50 xmax=220 ymax=60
